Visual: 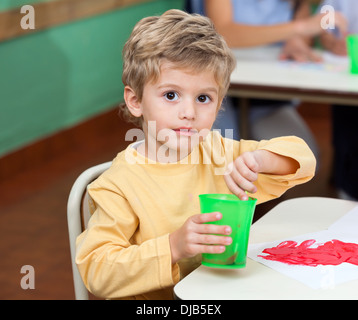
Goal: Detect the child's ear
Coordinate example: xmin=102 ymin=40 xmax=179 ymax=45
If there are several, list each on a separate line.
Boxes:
xmin=124 ymin=86 xmax=142 ymax=117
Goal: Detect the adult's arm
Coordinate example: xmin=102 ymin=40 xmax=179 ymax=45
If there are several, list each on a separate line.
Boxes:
xmin=205 ymin=0 xmax=344 ymax=48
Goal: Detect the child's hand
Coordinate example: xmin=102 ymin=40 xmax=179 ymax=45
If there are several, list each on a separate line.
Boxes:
xmin=224 ymin=150 xmax=300 ymax=200
xmin=224 ymin=151 xmax=260 ymax=201
xmin=169 ymin=212 xmax=232 ymax=265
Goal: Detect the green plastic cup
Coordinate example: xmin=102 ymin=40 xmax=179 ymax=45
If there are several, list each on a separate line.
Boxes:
xmin=347 ymin=35 xmax=358 ymax=75
xmin=199 ymin=194 xmax=257 ymax=269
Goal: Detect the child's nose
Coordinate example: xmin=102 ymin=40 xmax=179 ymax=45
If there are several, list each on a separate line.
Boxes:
xmin=179 ymin=101 xmax=196 ymax=120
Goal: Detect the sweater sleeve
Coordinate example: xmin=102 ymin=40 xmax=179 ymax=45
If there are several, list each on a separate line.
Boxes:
xmin=237 ymin=135 xmax=317 ymax=204
xmin=75 ymin=180 xmax=180 ymax=299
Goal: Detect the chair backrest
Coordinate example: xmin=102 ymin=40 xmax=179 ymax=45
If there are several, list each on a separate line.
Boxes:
xmin=67 ymin=161 xmax=112 ymax=300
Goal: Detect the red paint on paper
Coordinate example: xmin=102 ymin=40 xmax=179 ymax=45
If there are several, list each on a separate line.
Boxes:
xmin=259 ymin=239 xmax=358 ymax=267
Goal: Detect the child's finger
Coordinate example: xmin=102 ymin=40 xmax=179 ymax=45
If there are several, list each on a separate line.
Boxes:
xmin=191 ymin=211 xmax=222 ymax=224
xmin=224 ymin=174 xmax=249 ymax=200
xmin=234 ymin=155 xmax=258 ymax=182
xmin=197 ymin=223 xmax=232 ymax=236
xmin=197 ymin=234 xmax=232 ymax=246
xmin=195 ymin=244 xmax=226 ymax=254
xmin=226 ymin=167 xmax=257 ymax=194
xmin=240 ymin=152 xmax=260 ymax=173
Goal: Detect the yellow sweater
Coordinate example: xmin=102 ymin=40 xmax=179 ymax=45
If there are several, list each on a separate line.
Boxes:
xmin=76 ymin=132 xmax=316 ymax=299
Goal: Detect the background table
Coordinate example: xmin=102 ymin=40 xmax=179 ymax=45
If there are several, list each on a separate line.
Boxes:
xmin=174 ymin=197 xmax=358 ymax=300
xmin=230 ymin=46 xmax=358 ymax=104
xmin=228 ymin=46 xmax=358 ymax=137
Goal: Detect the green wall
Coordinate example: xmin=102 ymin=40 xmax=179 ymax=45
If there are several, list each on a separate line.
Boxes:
xmin=0 ymin=0 xmax=184 ymax=157
xmin=0 ymin=0 xmax=51 ymax=11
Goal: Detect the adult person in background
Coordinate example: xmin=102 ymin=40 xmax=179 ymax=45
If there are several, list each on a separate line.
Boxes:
xmin=319 ymin=0 xmax=358 ymax=201
xmin=187 ymin=0 xmax=346 ymax=162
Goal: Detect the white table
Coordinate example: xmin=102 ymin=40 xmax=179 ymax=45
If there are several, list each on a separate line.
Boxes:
xmin=174 ymin=197 xmax=358 ymax=300
xmin=228 ymin=46 xmax=358 ymax=137
xmin=229 ymin=46 xmax=358 ymax=105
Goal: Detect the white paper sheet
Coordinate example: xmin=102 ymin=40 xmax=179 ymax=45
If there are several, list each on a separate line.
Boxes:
xmin=248 ymin=206 xmax=358 ymax=289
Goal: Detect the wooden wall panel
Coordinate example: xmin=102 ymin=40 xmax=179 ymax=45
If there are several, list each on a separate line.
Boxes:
xmin=0 ymin=0 xmax=150 ymax=42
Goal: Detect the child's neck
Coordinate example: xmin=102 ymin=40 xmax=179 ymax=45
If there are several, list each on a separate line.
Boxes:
xmin=136 ymin=141 xmax=192 ymax=163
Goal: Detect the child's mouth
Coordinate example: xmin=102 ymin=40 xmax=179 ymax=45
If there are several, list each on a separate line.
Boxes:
xmin=173 ymin=128 xmax=197 ymax=137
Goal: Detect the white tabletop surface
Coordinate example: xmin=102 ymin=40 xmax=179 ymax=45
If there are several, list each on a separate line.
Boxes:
xmin=230 ymin=46 xmax=358 ymax=95
xmin=174 ymin=197 xmax=358 ymax=300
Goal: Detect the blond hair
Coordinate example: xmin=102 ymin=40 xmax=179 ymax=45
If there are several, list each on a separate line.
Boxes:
xmin=120 ymin=9 xmax=236 ymax=126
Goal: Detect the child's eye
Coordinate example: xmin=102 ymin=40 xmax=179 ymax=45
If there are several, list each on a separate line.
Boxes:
xmin=164 ymin=92 xmax=179 ymax=101
xmin=197 ymin=95 xmax=211 ymax=104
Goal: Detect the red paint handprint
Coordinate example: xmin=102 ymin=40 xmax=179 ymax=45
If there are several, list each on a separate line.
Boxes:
xmin=259 ymin=239 xmax=358 ymax=267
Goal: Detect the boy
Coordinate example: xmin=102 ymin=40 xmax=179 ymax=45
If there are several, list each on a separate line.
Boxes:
xmin=76 ymin=9 xmax=316 ymax=300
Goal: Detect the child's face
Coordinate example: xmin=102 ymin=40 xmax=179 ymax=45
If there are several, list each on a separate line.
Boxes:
xmin=135 ymin=61 xmax=221 ymax=162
